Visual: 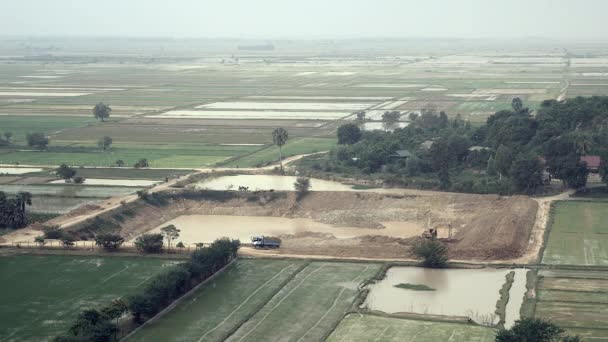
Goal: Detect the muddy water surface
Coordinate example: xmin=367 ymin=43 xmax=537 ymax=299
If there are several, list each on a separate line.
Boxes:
xmin=194 ymin=175 xmax=355 ymax=192
xmin=365 ymin=267 xmax=526 ymax=326
xmin=133 ymin=215 xmax=424 ymax=244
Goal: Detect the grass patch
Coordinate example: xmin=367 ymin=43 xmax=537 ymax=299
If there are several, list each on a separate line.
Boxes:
xmin=393 ymin=283 xmax=436 ymax=291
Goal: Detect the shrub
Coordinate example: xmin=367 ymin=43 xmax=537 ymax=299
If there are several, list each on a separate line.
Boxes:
xmin=43 ymin=226 xmax=64 ymax=239
xmin=294 ymin=177 xmax=311 ymax=200
xmin=95 ymin=233 xmax=125 ymax=250
xmin=413 ymin=238 xmax=448 ymax=268
xmin=134 ymin=233 xmax=163 ymax=253
xmin=72 ymin=176 xmax=85 ymax=184
xmin=61 ymin=236 xmax=76 ymax=248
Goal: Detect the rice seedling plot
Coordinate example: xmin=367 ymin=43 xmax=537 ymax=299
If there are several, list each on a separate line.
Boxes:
xmin=542 ymin=201 xmax=608 ymax=266
xmin=0 ymin=255 xmax=175 ymax=342
xmin=125 ymin=259 xmax=306 ymax=342
xmin=534 ymin=269 xmax=608 ymax=339
xmin=196 ymin=101 xmax=375 ymax=111
xmin=48 ymin=178 xmax=160 ymax=187
xmin=0 ymin=147 xmax=232 ymax=168
xmin=225 ymin=262 xmax=380 ymax=342
xmin=24 ymin=196 xmax=100 ymax=214
xmin=69 ymin=167 xmax=194 ymax=180
xmin=0 ymin=116 xmax=95 ymax=143
xmin=326 ymin=314 xmax=496 ymax=342
xmin=223 ymin=137 xmax=336 ymax=167
xmin=156 ymin=110 xmax=350 ymax=120
xmin=0 ymin=184 xmax=137 ymax=198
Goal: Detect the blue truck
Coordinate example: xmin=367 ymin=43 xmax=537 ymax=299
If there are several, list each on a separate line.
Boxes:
xmin=251 ymin=236 xmax=281 ymax=248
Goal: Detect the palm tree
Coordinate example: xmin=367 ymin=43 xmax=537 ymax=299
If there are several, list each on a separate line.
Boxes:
xmin=15 ymin=192 xmax=32 ymax=227
xmin=272 ymin=128 xmax=288 ymax=172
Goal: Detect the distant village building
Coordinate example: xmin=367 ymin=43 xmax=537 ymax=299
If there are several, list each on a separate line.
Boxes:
xmin=581 ymin=155 xmax=601 ymax=173
xmin=469 ymin=146 xmax=490 ymax=152
xmin=390 ymin=150 xmax=413 ymax=159
xmin=420 ymin=141 xmax=434 ymax=150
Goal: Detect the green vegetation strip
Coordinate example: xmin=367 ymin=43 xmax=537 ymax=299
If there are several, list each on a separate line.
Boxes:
xmin=494 ymin=271 xmax=515 ymax=328
xmin=326 ymin=314 xmax=496 ymax=342
xmin=0 ymin=255 xmax=174 ymax=341
xmin=394 ymin=283 xmax=436 ymax=291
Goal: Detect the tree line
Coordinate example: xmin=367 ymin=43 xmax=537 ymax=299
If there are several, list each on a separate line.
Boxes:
xmin=328 ymin=96 xmax=608 ymax=194
xmin=53 ymin=238 xmax=239 ymax=342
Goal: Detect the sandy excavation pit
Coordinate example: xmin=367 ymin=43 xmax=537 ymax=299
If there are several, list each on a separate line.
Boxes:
xmin=62 ymin=189 xmax=540 ymax=261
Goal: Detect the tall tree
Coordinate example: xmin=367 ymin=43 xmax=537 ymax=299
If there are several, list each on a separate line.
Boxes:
xmin=3 ymin=132 xmax=12 ymax=143
xmin=93 ymin=102 xmax=112 ymax=122
xmin=495 ymin=145 xmax=514 ymax=180
xmin=511 ymin=97 xmax=524 ymax=113
xmin=510 ymin=153 xmax=544 ymax=193
xmin=56 ymin=164 xmax=76 ymax=181
xmin=272 ymin=128 xmax=288 ymax=172
xmin=496 ymin=318 xmax=580 ymax=342
xmin=160 ymin=225 xmax=180 ymax=250
xmin=337 ymin=123 xmax=362 ymax=145
xmin=26 ymin=132 xmax=49 ymax=150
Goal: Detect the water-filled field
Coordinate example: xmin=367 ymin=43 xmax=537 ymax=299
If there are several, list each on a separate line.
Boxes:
xmin=194 ymin=174 xmax=354 ymax=191
xmin=364 ymin=267 xmax=527 ymax=327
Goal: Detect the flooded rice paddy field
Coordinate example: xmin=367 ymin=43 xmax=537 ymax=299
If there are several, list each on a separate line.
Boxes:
xmin=48 ymin=178 xmax=161 ymax=187
xmin=0 ymin=184 xmax=138 ymax=198
xmin=0 ymin=167 xmax=43 ymax=175
xmin=132 ymin=215 xmax=425 ymax=245
xmin=534 ymin=269 xmax=608 ymax=339
xmin=194 ymin=174 xmax=356 ymax=191
xmin=364 ymin=267 xmax=527 ymax=328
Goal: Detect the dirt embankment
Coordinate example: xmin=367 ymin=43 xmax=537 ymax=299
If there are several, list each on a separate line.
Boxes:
xmin=51 ymin=189 xmax=538 ymax=261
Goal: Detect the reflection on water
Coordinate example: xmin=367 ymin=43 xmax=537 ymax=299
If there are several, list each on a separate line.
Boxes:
xmin=133 ymin=215 xmax=424 ymax=244
xmin=194 ymin=175 xmax=354 ymax=192
xmin=365 ymin=267 xmax=527 ymax=326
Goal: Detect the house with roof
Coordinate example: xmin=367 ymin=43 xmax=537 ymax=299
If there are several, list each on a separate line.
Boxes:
xmin=580 ymin=155 xmax=601 ymax=173
xmin=389 ymin=150 xmax=413 ymax=159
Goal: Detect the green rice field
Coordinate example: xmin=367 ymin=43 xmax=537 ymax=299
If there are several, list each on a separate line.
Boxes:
xmin=126 ymin=260 xmax=380 ymax=342
xmin=534 ymin=269 xmax=608 ymax=340
xmin=0 ymin=255 xmax=176 ymax=341
xmin=326 ymin=314 xmax=496 ymax=342
xmin=542 ymin=201 xmax=608 ymax=266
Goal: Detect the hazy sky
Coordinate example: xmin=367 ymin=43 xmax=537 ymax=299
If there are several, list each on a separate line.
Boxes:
xmin=1 ymin=0 xmax=607 ymax=39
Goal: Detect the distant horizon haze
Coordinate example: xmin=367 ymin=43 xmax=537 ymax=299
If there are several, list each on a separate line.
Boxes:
xmin=1 ymin=0 xmax=608 ymax=39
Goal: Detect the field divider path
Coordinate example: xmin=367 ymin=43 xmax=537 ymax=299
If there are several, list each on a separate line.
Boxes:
xmin=234 ymin=264 xmax=326 ymax=342
xmin=196 ymin=263 xmax=298 ymax=342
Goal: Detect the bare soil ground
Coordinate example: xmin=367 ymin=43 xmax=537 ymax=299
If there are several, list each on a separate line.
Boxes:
xmin=46 ymin=189 xmax=538 ymax=261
